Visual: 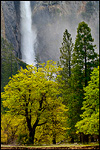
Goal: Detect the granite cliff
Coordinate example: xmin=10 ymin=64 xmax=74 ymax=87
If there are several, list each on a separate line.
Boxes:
xmin=1 ymin=1 xmax=99 ymax=63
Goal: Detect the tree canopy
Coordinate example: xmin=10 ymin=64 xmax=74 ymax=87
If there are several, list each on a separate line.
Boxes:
xmin=59 ymin=21 xmax=99 ymax=143
xmin=1 ymin=60 xmax=67 ymax=144
xmin=75 ymin=66 xmax=99 ymax=135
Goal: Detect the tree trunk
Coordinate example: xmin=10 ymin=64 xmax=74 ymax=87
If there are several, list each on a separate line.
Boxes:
xmin=29 ymin=130 xmax=34 ymax=144
xmin=52 ymin=138 xmax=56 ymax=144
xmin=84 ymin=46 xmax=87 ymax=87
xmin=80 ymin=133 xmax=84 ymax=144
xmin=52 ymin=135 xmax=56 ymax=144
xmin=69 ymin=58 xmax=71 ymax=77
xmin=91 ymin=136 xmax=94 ymax=142
xmin=29 ymin=128 xmax=36 ymax=144
xmin=79 ymin=133 xmax=83 ymax=143
xmin=25 ymin=101 xmax=34 ymax=144
xmin=71 ymin=137 xmax=74 ymax=143
xmin=83 ymin=134 xmax=89 ymax=143
xmin=26 ymin=94 xmax=46 ymax=144
xmin=11 ymin=52 xmax=12 ymax=77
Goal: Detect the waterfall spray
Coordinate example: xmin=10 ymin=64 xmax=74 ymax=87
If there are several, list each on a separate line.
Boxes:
xmin=20 ymin=1 xmax=36 ymax=65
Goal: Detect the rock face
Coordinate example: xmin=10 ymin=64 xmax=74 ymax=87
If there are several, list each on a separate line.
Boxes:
xmin=1 ymin=1 xmax=21 ymax=58
xmin=1 ymin=5 xmax=6 ymax=39
xmin=1 ymin=1 xmax=99 ymax=63
xmin=31 ymin=1 xmax=99 ymax=63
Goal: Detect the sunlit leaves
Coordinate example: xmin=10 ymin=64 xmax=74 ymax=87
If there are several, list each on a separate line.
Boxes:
xmin=1 ymin=60 xmax=66 ymax=144
xmin=1 ymin=113 xmax=24 ymax=143
xmin=75 ymin=67 xmax=99 ymax=135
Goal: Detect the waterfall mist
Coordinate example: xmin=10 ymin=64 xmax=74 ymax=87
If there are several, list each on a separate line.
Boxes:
xmin=20 ymin=1 xmax=99 ymax=64
xmin=20 ymin=1 xmax=36 ymax=65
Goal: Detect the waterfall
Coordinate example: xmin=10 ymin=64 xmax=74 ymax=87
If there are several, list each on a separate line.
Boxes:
xmin=20 ymin=1 xmax=36 ymax=65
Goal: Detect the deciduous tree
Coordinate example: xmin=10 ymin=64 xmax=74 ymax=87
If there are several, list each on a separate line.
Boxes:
xmin=2 ymin=60 xmax=66 ymax=144
xmin=1 ymin=113 xmax=23 ymax=144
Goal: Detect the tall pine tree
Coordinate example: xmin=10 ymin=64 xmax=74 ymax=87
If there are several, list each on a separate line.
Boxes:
xmin=58 ymin=29 xmax=73 ymax=107
xmin=65 ymin=21 xmax=99 ymax=143
xmin=72 ymin=21 xmax=98 ymax=87
xmin=59 ymin=29 xmax=73 ymax=83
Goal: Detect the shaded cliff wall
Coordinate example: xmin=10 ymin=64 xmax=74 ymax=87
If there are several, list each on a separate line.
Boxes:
xmin=1 ymin=1 xmax=27 ymax=92
xmin=1 ymin=5 xmax=6 ymax=39
xmin=1 ymin=1 xmax=21 ymax=58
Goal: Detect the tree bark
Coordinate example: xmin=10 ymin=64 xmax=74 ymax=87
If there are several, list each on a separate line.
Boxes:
xmin=84 ymin=46 xmax=87 ymax=87
xmin=83 ymin=134 xmax=89 ymax=143
xmin=91 ymin=136 xmax=94 ymax=142
xmin=52 ymin=134 xmax=56 ymax=144
xmin=26 ymin=93 xmax=47 ymax=144
xmin=71 ymin=137 xmax=74 ymax=143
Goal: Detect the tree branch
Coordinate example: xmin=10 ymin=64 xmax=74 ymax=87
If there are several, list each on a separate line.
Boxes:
xmin=37 ymin=121 xmax=47 ymax=126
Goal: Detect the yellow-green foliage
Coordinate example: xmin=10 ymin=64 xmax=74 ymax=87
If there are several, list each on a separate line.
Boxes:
xmin=1 ymin=60 xmax=67 ymax=144
xmin=1 ymin=113 xmax=24 ymax=144
xmin=35 ymin=104 xmax=67 ymax=144
xmin=75 ymin=66 xmax=99 ymax=135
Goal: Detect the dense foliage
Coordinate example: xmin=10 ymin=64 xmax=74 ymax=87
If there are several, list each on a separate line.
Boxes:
xmin=59 ymin=21 xmax=99 ymax=143
xmin=1 ymin=37 xmax=27 ymax=113
xmin=75 ymin=67 xmax=99 ymax=135
xmin=59 ymin=29 xmax=73 ymax=81
xmin=66 ymin=22 xmax=99 ymax=142
xmin=1 ymin=21 xmax=99 ymax=145
xmin=1 ymin=37 xmax=18 ymax=92
xmin=1 ymin=60 xmax=67 ymax=144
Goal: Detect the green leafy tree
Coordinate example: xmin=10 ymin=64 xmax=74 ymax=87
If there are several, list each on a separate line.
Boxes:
xmin=1 ymin=60 xmax=66 ymax=144
xmin=75 ymin=66 xmax=99 ymax=137
xmin=1 ymin=113 xmax=24 ymax=144
xmin=35 ymin=104 xmax=67 ymax=144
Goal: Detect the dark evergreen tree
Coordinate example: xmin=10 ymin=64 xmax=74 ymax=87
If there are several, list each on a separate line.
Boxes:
xmin=1 ymin=37 xmax=27 ymax=113
xmin=59 ymin=29 xmax=73 ymax=83
xmin=72 ymin=21 xmax=98 ymax=87
xmin=1 ymin=38 xmax=18 ymax=92
xmin=58 ymin=29 xmax=73 ymax=108
xmin=65 ymin=21 xmax=99 ymax=143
